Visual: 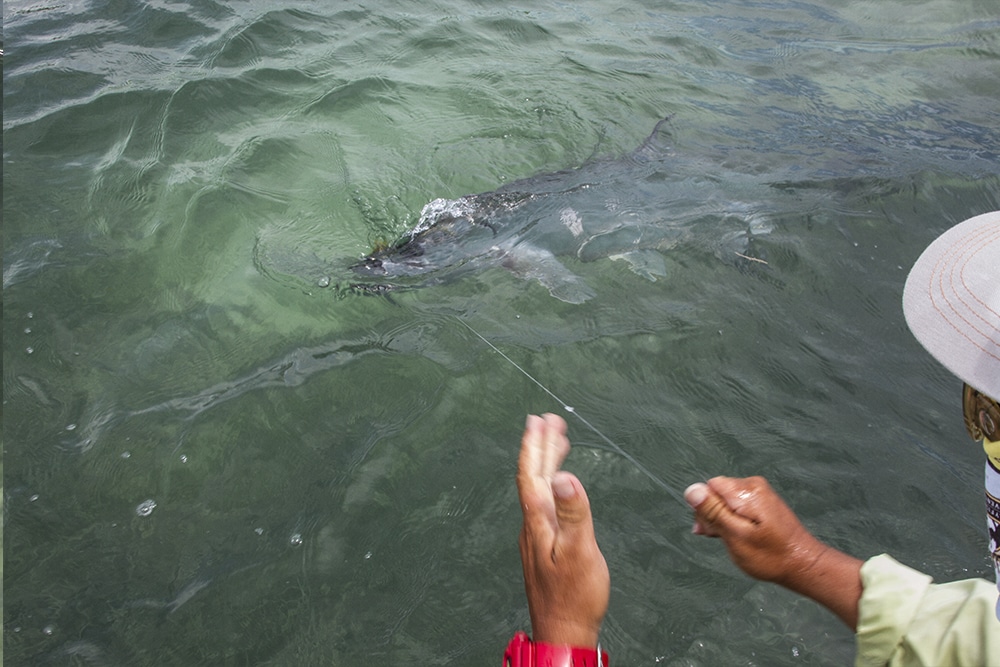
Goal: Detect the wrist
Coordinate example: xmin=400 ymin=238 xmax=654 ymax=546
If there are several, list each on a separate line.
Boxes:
xmin=531 ymin=617 xmax=601 ymax=648
xmin=777 ymin=540 xmax=863 ymax=630
xmin=504 ymin=631 xmax=609 ymax=667
xmin=774 ymin=534 xmax=829 ymax=589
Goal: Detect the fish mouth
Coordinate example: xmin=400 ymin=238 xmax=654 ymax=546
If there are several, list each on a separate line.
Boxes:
xmin=351 ymin=239 xmax=431 ymax=277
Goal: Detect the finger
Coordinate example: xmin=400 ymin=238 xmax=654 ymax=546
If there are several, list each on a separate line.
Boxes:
xmin=518 ymin=415 xmax=558 ymax=542
xmin=517 ymin=415 xmax=545 ymax=494
xmin=539 ymin=413 xmax=570 ymax=479
xmin=706 ymin=476 xmax=770 ymax=516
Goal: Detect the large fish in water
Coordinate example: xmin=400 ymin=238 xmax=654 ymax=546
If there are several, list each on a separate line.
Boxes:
xmin=349 ymin=117 xmax=778 ymax=302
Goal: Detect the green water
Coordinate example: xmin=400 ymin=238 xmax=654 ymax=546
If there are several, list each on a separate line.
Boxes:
xmin=4 ymin=0 xmax=1000 ymax=664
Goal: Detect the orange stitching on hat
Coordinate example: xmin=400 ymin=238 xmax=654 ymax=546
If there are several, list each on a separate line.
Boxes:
xmin=926 ymin=223 xmax=1000 ymax=363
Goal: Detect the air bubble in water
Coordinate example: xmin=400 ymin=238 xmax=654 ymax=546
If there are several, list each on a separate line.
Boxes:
xmin=135 ymin=499 xmax=157 ymax=517
xmin=317 ymin=276 xmax=331 ymax=288
xmin=289 ymin=533 xmax=303 ymax=547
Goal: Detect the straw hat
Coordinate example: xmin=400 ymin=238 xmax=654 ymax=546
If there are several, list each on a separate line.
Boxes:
xmin=903 ymin=211 xmax=1000 ymax=400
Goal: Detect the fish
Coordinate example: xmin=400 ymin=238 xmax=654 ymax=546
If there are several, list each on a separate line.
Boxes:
xmin=349 ymin=117 xmax=779 ymax=302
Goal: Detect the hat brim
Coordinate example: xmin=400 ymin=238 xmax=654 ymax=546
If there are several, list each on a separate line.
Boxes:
xmin=902 ymin=211 xmax=1000 ymax=400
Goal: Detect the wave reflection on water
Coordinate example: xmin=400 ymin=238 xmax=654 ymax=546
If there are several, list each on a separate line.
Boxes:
xmin=4 ymin=0 xmax=1000 ymax=664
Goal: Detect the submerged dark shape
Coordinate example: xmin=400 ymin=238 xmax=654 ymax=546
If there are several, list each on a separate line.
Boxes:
xmin=349 ymin=116 xmax=781 ymax=303
xmin=352 ymin=191 xmax=533 ymax=278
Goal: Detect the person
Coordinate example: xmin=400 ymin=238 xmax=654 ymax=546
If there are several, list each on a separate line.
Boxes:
xmin=504 ymin=211 xmax=1000 ymax=666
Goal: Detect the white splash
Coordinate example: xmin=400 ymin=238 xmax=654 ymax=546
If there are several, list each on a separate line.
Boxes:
xmin=560 ymin=207 xmax=584 ymax=237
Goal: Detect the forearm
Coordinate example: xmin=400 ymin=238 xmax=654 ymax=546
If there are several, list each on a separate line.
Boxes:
xmin=776 ymin=539 xmax=863 ymax=631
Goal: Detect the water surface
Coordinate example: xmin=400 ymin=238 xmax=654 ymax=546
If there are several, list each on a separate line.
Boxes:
xmin=4 ymin=0 xmax=1000 ymax=664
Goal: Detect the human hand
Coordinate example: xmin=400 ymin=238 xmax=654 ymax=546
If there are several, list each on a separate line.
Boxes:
xmin=683 ymin=476 xmax=822 ymax=584
xmin=684 ymin=476 xmax=862 ymax=629
xmin=517 ymin=413 xmax=610 ymax=647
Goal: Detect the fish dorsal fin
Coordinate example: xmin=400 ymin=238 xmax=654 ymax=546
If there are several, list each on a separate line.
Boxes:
xmin=630 ymin=115 xmax=675 ymax=161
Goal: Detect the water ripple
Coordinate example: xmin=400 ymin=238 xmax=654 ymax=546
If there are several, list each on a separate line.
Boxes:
xmin=5 ymin=1 xmax=1000 ymax=665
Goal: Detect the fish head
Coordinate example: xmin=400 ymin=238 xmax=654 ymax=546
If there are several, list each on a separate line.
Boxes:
xmin=351 ymin=235 xmax=432 ymax=277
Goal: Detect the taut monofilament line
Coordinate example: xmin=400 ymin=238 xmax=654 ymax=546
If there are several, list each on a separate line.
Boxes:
xmin=459 ymin=318 xmax=685 ymax=505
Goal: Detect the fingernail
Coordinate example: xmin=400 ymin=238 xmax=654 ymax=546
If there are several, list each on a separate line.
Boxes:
xmin=552 ymin=476 xmax=575 ymax=499
xmin=684 ymin=483 xmax=708 ymax=508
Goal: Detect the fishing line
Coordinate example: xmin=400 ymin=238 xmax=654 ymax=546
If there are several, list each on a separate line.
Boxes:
xmin=459 ymin=318 xmax=686 ymax=505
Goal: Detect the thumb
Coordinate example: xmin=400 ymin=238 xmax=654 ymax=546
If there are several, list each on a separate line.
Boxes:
xmin=551 ymin=471 xmax=594 ymax=532
xmin=684 ymin=482 xmax=750 ymax=537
